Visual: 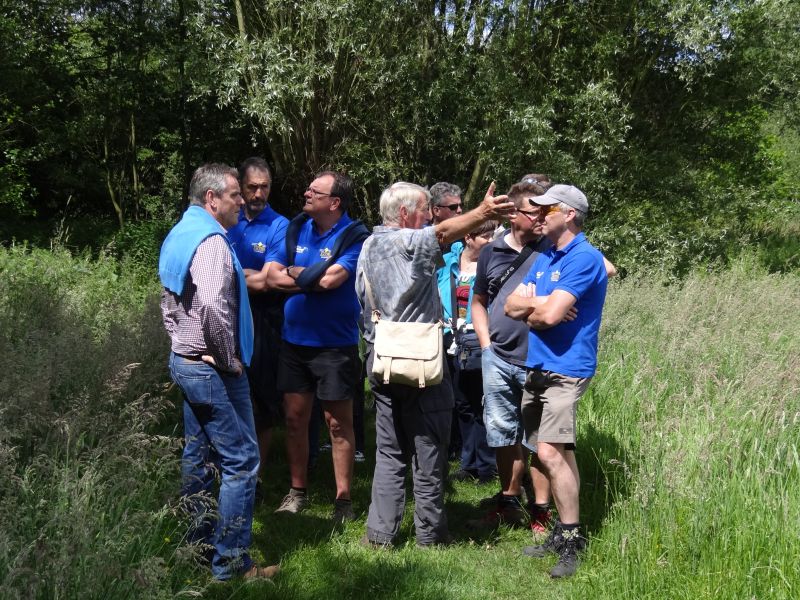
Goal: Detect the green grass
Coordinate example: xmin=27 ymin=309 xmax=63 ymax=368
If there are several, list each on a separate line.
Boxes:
xmin=1 ymin=246 xmax=798 ymax=599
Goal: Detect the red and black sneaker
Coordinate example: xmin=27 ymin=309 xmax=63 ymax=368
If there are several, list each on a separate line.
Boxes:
xmin=529 ymin=503 xmax=553 ymax=534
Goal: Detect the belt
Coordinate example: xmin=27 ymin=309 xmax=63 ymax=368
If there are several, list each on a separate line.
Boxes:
xmin=174 ymin=352 xmax=203 ymax=361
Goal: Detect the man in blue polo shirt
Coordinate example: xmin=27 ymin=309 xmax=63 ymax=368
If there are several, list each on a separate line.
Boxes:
xmin=227 ymin=157 xmax=289 ymax=485
xmin=266 ymin=171 xmax=366 ymax=523
xmin=505 ymin=184 xmax=608 ymax=578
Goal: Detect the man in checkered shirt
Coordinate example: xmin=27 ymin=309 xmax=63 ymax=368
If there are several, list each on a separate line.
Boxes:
xmin=159 ymin=163 xmax=278 ymax=581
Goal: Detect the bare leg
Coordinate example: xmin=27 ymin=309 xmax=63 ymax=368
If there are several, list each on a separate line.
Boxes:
xmin=284 ymin=392 xmax=313 ymax=489
xmin=496 ymin=444 xmax=524 ymax=496
xmin=257 ymin=425 xmax=272 ymax=479
xmin=536 ymin=442 xmax=579 ymax=523
xmin=529 ymin=451 xmax=552 ymax=505
xmin=324 ymin=399 xmax=355 ymax=500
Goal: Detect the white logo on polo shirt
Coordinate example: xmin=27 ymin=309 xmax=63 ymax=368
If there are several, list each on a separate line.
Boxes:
xmin=551 ymin=270 xmax=560 ymax=282
xmin=296 ymin=245 xmax=308 ymax=254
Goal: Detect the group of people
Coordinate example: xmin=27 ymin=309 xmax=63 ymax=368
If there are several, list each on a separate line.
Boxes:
xmin=158 ymin=158 xmax=613 ymax=582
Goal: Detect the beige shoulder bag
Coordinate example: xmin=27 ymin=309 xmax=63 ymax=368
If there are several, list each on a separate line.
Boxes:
xmin=362 ymin=269 xmax=444 ymax=388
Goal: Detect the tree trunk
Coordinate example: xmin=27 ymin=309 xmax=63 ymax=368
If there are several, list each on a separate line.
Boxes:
xmin=233 ymin=0 xmax=246 ymax=38
xmin=104 ymin=136 xmax=124 ymax=229
xmin=463 ymin=153 xmax=488 ymax=208
xmin=130 ymin=113 xmax=140 ymax=219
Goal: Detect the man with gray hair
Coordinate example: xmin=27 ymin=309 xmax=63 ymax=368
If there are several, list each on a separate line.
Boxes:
xmin=159 ymin=163 xmax=278 ymax=580
xmin=429 ymin=181 xmax=463 ymax=225
xmin=356 ymin=180 xmax=514 ymax=547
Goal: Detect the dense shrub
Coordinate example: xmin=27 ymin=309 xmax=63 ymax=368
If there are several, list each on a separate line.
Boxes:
xmin=0 ymin=246 xmax=201 ymax=599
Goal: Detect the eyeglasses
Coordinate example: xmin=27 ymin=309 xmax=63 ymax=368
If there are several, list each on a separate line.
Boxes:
xmin=306 ymin=187 xmax=335 ymax=200
xmin=437 ymin=203 xmax=462 ymax=211
xmin=516 ymin=208 xmax=539 ymax=220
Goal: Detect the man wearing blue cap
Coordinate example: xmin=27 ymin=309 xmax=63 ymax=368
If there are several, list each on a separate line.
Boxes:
xmin=505 ymin=184 xmax=609 ymax=578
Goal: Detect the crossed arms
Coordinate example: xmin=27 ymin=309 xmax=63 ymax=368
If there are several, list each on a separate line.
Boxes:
xmin=244 ymin=262 xmax=350 ymax=294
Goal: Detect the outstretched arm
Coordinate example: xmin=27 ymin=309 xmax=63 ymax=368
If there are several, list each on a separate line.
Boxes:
xmin=434 ymin=182 xmax=515 ymax=245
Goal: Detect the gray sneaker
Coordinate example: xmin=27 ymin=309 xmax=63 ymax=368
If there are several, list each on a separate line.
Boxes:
xmin=275 ymin=489 xmax=309 ymax=514
xmin=331 ymin=498 xmax=355 ymax=523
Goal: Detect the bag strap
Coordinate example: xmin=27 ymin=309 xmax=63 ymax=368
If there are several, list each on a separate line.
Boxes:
xmin=363 ymin=274 xmax=381 ymax=323
xmin=486 ymin=243 xmax=535 ymax=302
xmin=361 ymin=237 xmax=380 ymax=322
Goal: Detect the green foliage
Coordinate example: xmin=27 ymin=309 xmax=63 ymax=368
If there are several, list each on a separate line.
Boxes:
xmin=578 ymin=256 xmax=800 ymax=598
xmin=2 ymin=0 xmax=800 ymax=269
xmin=0 ymin=246 xmax=202 ymax=599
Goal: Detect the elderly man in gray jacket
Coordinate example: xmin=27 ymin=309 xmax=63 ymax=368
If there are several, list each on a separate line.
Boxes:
xmin=356 ymin=181 xmax=513 ymax=547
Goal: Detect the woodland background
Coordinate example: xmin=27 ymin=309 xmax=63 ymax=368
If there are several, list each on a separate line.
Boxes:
xmin=2 ymin=0 xmax=799 ymax=274
xmin=1 ymin=2 xmax=799 ymax=599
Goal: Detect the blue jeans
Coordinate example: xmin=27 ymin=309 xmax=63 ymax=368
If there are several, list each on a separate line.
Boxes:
xmin=481 ymin=347 xmax=527 ymax=448
xmin=169 ymin=353 xmax=259 ymax=580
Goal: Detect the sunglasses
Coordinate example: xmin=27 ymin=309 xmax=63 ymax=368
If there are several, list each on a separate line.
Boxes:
xmin=529 ymin=203 xmax=562 ymax=216
xmin=437 ymin=203 xmax=462 ymax=211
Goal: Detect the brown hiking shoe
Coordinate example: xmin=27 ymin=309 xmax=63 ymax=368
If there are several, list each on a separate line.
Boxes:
xmin=243 ymin=564 xmax=280 ymax=580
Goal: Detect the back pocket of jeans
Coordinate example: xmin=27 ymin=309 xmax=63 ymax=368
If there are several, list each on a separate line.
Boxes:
xmin=173 ymin=371 xmax=214 ymax=405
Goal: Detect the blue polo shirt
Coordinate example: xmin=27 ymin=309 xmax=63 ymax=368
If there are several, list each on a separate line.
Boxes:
xmin=227 ymin=206 xmax=289 ymax=270
xmin=268 ymin=213 xmax=362 ymax=347
xmin=523 ymin=233 xmax=608 ymax=378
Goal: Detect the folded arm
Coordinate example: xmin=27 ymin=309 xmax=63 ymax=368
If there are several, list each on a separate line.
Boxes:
xmin=526 ymin=289 xmax=578 ymax=329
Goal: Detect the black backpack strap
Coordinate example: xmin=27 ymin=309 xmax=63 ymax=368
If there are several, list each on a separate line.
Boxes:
xmin=486 ymin=244 xmax=535 ymax=302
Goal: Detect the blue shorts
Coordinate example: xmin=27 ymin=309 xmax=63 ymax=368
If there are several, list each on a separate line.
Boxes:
xmin=481 ymin=346 xmax=528 ymax=448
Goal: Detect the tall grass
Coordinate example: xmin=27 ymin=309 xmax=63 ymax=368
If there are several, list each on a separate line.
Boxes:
xmin=574 ymin=254 xmax=800 ymax=598
xmin=1 ymin=246 xmax=797 ymax=599
xmin=0 ymin=246 xmax=202 ymax=599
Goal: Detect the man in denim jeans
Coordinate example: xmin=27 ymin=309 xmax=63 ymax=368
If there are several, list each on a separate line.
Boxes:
xmin=159 ymin=163 xmax=278 ymax=581
xmin=470 ymin=179 xmax=554 ymax=530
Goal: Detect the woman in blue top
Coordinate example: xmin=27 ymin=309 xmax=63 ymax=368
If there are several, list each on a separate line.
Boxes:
xmin=437 ymin=220 xmax=498 ymax=482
